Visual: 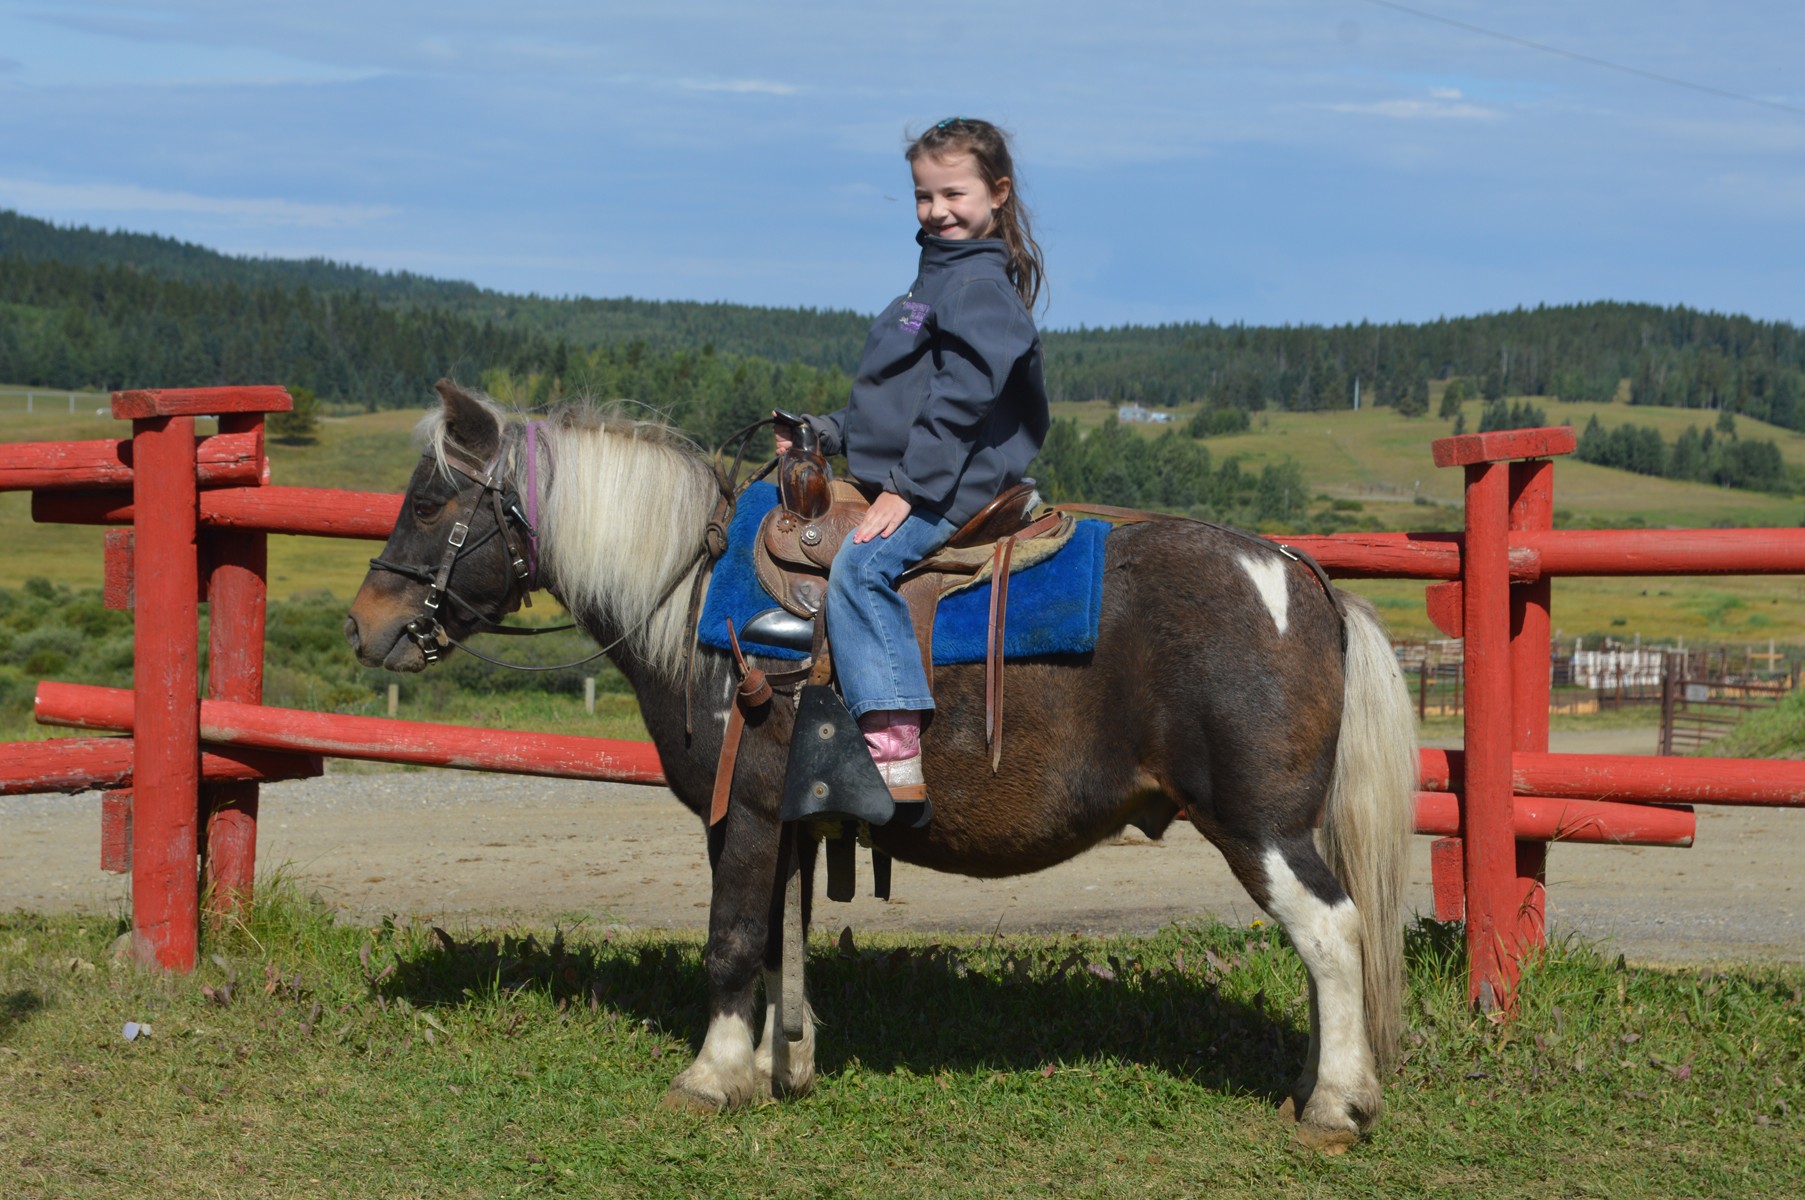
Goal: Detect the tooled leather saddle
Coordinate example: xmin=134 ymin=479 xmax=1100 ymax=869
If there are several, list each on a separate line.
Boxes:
xmin=747 ymin=477 xmax=1064 ymax=755
xmin=707 ymin=462 xmax=1067 ymax=838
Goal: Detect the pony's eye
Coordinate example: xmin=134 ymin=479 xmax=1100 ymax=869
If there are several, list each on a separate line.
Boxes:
xmin=412 ymin=497 xmax=444 ymax=520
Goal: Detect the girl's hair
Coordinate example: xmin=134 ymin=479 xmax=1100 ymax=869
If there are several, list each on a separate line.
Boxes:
xmin=906 ymin=117 xmax=1046 ymax=313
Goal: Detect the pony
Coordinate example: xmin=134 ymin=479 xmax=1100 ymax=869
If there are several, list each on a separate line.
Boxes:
xmin=345 ymin=380 xmax=1418 ymax=1150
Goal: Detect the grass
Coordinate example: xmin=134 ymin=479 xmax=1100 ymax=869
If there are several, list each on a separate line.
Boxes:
xmin=1051 ymin=394 xmax=1805 ymax=528
xmin=2 ymin=886 xmax=1800 ymax=1197
xmin=1706 ymin=688 xmax=1805 ymax=759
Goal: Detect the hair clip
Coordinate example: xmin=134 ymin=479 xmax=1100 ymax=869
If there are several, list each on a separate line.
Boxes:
xmin=936 ymin=116 xmax=964 ymax=130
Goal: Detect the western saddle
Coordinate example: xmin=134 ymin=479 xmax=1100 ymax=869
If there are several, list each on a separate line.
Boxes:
xmin=706 ymin=441 xmax=1069 ymax=899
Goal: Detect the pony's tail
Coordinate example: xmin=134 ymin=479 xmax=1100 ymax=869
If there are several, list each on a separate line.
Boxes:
xmin=1318 ymin=592 xmax=1417 ymax=1075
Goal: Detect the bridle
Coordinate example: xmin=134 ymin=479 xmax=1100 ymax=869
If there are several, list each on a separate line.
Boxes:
xmin=365 ymin=428 xmax=564 ymax=666
xmin=366 ymin=419 xmax=729 ymax=673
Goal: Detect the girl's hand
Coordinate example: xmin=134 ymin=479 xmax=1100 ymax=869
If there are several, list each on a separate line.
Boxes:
xmin=774 ymin=429 xmax=793 ymax=456
xmin=853 ymin=492 xmax=912 ymax=542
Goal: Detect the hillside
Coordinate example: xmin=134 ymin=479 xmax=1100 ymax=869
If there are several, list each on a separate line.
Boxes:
xmin=5 ymin=209 xmax=1804 ymax=432
xmin=1050 ymin=393 xmax=1805 ymax=523
xmin=0 ymin=210 xmax=872 ymax=372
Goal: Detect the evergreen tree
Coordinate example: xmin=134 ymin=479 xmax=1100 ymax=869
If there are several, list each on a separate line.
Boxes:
xmin=1438 ymin=378 xmax=1467 ymax=419
xmin=1397 ymin=375 xmax=1429 ymax=418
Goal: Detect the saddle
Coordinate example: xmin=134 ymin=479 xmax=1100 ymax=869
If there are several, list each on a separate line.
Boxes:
xmin=707 ymin=468 xmax=1067 ymax=888
xmin=749 ymin=476 xmax=1065 ymax=745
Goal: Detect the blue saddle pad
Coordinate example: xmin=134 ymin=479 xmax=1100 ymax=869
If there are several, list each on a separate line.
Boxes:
xmin=697 ymin=482 xmax=1109 ymax=663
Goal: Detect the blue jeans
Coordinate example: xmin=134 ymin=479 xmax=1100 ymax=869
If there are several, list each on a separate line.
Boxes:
xmin=826 ymin=511 xmax=958 ymax=719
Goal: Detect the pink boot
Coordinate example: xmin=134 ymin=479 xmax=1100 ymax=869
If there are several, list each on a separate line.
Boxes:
xmin=857 ymin=710 xmax=926 ymax=801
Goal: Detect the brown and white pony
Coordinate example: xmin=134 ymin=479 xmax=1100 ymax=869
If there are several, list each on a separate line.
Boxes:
xmin=345 ymin=382 xmax=1418 ymax=1150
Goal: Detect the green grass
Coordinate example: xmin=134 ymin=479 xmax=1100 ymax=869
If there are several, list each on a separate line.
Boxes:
xmin=1050 ymin=395 xmax=1805 ymax=527
xmin=1706 ymin=688 xmax=1805 ymax=759
xmin=3 ymin=887 xmax=1800 ymax=1197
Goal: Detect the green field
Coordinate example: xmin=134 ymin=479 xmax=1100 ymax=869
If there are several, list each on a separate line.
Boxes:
xmin=4 ymin=387 xmax=1804 ymax=642
xmin=1051 ymin=392 xmax=1805 ymax=526
xmin=3 ymin=891 xmax=1800 ymax=1197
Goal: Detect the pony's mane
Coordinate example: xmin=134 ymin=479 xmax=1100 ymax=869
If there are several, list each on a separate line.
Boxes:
xmin=416 ymin=393 xmax=717 ymax=682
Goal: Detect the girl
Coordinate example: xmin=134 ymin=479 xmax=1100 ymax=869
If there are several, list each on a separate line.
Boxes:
xmin=776 ymin=116 xmax=1050 ymax=801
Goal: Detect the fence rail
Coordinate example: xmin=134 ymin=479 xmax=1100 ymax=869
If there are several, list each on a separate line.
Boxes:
xmin=4 ymin=398 xmax=1804 ymax=1013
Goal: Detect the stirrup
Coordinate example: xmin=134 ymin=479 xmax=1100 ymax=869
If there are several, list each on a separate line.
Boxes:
xmin=877 ymin=756 xmax=929 ymax=808
xmin=779 ymin=685 xmax=931 ymax=828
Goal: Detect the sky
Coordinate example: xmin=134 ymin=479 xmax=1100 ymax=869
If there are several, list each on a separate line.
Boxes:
xmin=1 ymin=1 xmax=1802 ymax=331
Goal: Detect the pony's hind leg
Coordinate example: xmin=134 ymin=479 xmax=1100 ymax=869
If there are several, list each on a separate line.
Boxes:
xmin=1218 ymin=832 xmax=1382 ymax=1151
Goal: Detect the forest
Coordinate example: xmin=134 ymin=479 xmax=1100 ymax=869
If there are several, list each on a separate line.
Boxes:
xmin=4 ymin=207 xmax=1805 ymax=463
xmin=1575 ymin=412 xmax=1789 ymax=492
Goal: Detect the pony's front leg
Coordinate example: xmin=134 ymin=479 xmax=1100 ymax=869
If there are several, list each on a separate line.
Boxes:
xmin=662 ymin=807 xmax=785 ymax=1112
xmin=756 ymin=830 xmax=817 ymax=1097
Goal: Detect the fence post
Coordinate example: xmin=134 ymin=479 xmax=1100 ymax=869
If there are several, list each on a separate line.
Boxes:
xmin=200 ymin=410 xmax=274 ymax=924
xmin=1659 ymin=654 xmax=1677 ymax=757
xmin=1507 ymin=457 xmax=1554 ymax=958
xmin=1433 ymin=426 xmax=1576 ymax=1010
xmin=121 ymin=403 xmax=201 ymax=969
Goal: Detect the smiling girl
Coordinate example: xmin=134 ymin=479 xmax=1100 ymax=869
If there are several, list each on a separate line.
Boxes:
xmin=775 ymin=117 xmax=1050 ymax=803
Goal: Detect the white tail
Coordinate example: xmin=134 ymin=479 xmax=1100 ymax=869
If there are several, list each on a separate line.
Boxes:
xmin=1318 ymin=593 xmax=1417 ymax=1072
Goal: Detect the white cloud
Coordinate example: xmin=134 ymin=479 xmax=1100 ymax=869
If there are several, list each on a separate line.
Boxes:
xmin=676 ymin=78 xmax=799 ymax=96
xmin=0 ymin=178 xmax=398 ymax=228
xmin=1315 ymin=93 xmax=1504 ymax=121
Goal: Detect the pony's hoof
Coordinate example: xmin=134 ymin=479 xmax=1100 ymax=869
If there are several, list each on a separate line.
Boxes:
xmin=660 ymin=1084 xmax=728 ymax=1114
xmin=770 ymin=1071 xmax=815 ymax=1100
xmin=1293 ymin=1122 xmax=1359 ymax=1156
xmin=1279 ymin=1095 xmax=1365 ymax=1154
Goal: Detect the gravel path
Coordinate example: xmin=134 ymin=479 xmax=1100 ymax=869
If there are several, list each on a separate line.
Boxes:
xmin=3 ymin=727 xmax=1799 ymax=966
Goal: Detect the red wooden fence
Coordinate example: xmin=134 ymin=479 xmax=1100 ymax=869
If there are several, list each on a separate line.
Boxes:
xmin=3 ymin=390 xmax=1803 ymax=1008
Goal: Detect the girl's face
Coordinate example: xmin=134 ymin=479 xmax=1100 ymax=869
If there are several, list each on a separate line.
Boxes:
xmin=912 ymin=151 xmax=1011 ymax=241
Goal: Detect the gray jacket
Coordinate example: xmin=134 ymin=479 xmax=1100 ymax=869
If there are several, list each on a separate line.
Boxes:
xmin=806 ymin=232 xmax=1048 ymax=528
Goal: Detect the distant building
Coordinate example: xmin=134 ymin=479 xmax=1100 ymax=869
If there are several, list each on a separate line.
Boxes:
xmin=1117 ymin=404 xmax=1174 ymax=424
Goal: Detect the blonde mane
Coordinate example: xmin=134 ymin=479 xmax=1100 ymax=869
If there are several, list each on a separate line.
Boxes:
xmin=416 ymin=394 xmax=718 ymax=683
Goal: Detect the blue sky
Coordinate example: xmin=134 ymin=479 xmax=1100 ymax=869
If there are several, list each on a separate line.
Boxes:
xmin=1 ymin=1 xmax=1801 ymax=330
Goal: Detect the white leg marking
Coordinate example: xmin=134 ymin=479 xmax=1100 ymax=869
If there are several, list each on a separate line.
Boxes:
xmin=1260 ymin=848 xmax=1376 ymax=1129
xmin=1238 ymin=554 xmax=1289 ymax=636
xmin=670 ymin=1011 xmax=758 ymax=1108
xmin=754 ymin=967 xmax=817 ymax=1097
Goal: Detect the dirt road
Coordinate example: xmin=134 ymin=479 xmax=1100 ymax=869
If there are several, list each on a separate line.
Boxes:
xmin=3 ymin=727 xmax=1799 ymax=965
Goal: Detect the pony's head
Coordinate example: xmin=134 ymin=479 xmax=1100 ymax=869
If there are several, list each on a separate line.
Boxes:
xmin=346 ymin=379 xmax=718 ymax=680
xmin=345 ymin=379 xmax=524 ymax=672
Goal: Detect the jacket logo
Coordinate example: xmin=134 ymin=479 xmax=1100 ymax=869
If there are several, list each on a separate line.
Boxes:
xmin=899 ymin=301 xmax=930 ymax=332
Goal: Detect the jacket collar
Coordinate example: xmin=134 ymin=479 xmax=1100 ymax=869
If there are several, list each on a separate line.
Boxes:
xmin=915 ymin=228 xmax=1009 ymax=272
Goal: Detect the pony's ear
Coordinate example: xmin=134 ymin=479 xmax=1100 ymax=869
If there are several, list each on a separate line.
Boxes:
xmin=435 ymin=378 xmax=500 ymax=460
